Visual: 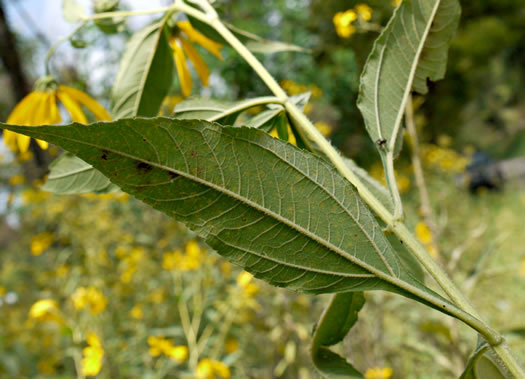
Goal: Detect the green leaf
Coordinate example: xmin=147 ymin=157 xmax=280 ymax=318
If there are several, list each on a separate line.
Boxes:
xmin=311 ymin=292 xmax=365 ymax=378
xmin=62 ymin=0 xmax=85 ymax=23
xmin=0 ymin=119 xmax=482 ymax=327
xmin=41 ymin=153 xmax=118 ymax=195
xmin=357 ymin=0 xmax=460 ymax=156
xmin=111 ymin=17 xmax=174 ymax=119
xmin=460 ymin=339 xmax=506 ymax=379
xmin=245 ymin=109 xmax=282 ymax=131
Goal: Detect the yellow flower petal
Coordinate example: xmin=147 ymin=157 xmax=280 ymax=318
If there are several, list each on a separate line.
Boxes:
xmin=6 ymin=91 xmax=43 ymax=125
xmin=178 ymin=35 xmax=210 ymax=87
xmin=172 ymin=40 xmax=193 ymax=97
xmin=177 ymin=21 xmax=223 ymax=60
xmin=17 ymin=134 xmax=31 ymax=154
xmin=48 ymin=93 xmax=62 ymax=124
xmin=57 ymin=90 xmax=88 ymax=124
xmin=58 ymin=85 xmax=111 ymax=121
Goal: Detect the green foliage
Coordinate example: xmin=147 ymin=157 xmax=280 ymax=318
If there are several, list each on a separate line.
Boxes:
xmin=357 ymin=0 xmax=460 ymax=156
xmin=311 ymin=292 xmax=365 ymax=378
xmin=460 ymin=339 xmax=506 ymax=379
xmin=111 ymin=17 xmax=174 ymax=119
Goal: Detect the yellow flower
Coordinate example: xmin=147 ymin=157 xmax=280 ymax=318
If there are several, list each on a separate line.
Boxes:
xmin=365 ymin=367 xmax=393 ymax=379
xmin=225 ymin=338 xmax=239 ymax=354
xmin=333 ymin=10 xmax=357 ymax=38
xmin=355 ymin=4 xmax=373 ymax=21
xmin=314 ymin=121 xmax=333 ymax=137
xmin=393 ymin=0 xmax=402 ymax=7
xmin=71 ymin=286 xmax=108 ymax=315
xmin=29 ymin=299 xmax=61 ymax=323
xmin=520 ymin=258 xmax=525 ymax=277
xmin=31 ymin=232 xmax=55 ymax=256
xmin=147 ymin=336 xmax=188 ymax=363
xmin=130 ymin=304 xmax=144 ymax=320
xmin=415 ymin=221 xmax=433 ymax=246
xmin=8 ymin=174 xmax=25 ymax=186
xmin=237 ymin=271 xmax=259 ymax=297
xmin=169 ymin=21 xmax=223 ymax=97
xmin=82 ymin=333 xmax=104 ymax=377
xmin=196 ymin=359 xmax=231 ymax=379
xmin=162 ymin=241 xmax=206 ymax=271
xmin=4 ymin=76 xmax=111 ymax=153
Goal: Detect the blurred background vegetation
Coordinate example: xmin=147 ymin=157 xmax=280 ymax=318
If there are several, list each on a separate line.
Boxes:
xmin=0 ymin=0 xmax=525 ymax=378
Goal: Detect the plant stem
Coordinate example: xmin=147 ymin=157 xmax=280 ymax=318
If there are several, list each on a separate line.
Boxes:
xmin=45 ymin=20 xmax=87 ymax=75
xmin=194 ymin=6 xmax=525 ymax=377
xmin=384 ymin=151 xmax=404 ymax=220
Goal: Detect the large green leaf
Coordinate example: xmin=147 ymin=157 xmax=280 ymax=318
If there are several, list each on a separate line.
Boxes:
xmin=357 ymin=0 xmax=460 ymax=155
xmin=41 ymin=153 xmax=117 ymax=194
xmin=311 ymin=292 xmax=365 ymax=378
xmin=460 ymin=339 xmax=506 ymax=379
xmin=111 ymin=17 xmax=174 ymax=119
xmin=0 ymin=119 xmax=482 ymax=327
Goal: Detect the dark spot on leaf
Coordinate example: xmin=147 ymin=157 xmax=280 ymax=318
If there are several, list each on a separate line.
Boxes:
xmin=101 ymin=149 xmax=109 ymax=160
xmin=168 ymin=171 xmax=179 ymax=180
xmin=137 ymin=162 xmax=153 ymax=172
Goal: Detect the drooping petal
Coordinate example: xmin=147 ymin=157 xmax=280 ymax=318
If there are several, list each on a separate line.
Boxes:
xmin=31 ymin=92 xmax=53 ymax=150
xmin=48 ymin=93 xmax=62 ymax=124
xmin=6 ymin=91 xmax=44 ymax=125
xmin=177 ymin=21 xmax=223 ymax=60
xmin=3 ymin=130 xmax=19 ymax=152
xmin=172 ymin=40 xmax=193 ymax=97
xmin=57 ymin=90 xmax=88 ymax=124
xmin=17 ymin=134 xmax=31 ymax=153
xmin=58 ymin=85 xmax=111 ymax=121
xmin=178 ymin=35 xmax=210 ymax=87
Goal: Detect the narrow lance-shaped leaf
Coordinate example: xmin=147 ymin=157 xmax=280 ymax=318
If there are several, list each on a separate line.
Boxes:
xmin=311 ymin=292 xmax=365 ymax=378
xmin=357 ymin=0 xmax=460 ymax=156
xmin=0 ymin=119 xmax=487 ymax=333
xmin=111 ymin=17 xmax=174 ymax=119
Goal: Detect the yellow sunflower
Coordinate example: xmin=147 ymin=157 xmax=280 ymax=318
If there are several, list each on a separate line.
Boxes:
xmin=169 ymin=21 xmax=223 ymax=97
xmin=4 ymin=76 xmax=111 ymax=154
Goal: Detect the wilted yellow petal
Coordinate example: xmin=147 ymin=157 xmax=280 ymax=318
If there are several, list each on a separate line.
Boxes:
xmin=58 ymin=85 xmax=111 ymax=121
xmin=179 ymin=35 xmax=210 ymax=87
xmin=177 ymin=21 xmax=223 ymax=60
xmin=172 ymin=41 xmax=193 ymax=97
xmin=57 ymin=91 xmax=88 ymax=124
xmin=6 ymin=91 xmax=43 ymax=125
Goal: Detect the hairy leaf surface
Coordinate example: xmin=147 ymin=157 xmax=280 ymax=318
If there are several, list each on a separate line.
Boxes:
xmin=357 ymin=0 xmax=460 ymax=155
xmin=311 ymin=292 xmax=365 ymax=378
xmin=111 ymin=17 xmax=174 ymax=119
xmin=0 ymin=119 xmax=480 ymax=325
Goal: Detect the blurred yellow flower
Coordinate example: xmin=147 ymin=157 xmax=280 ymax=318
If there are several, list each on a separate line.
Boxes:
xmin=415 ymin=221 xmax=433 ymax=245
xmin=130 ymin=304 xmax=144 ymax=320
xmin=29 ymin=299 xmax=62 ymax=324
xmin=520 ymin=258 xmax=525 ymax=277
xmin=196 ymin=359 xmax=231 ymax=379
xmin=314 ymin=121 xmax=333 ymax=137
xmin=422 ymin=144 xmax=469 ymax=173
xmin=38 ymin=360 xmax=56 ymax=376
xmin=0 ymin=286 xmax=6 ymax=297
xmin=8 ymin=174 xmax=25 ymax=186
xmin=55 ymin=264 xmax=71 ymax=278
xmin=82 ymin=333 xmax=104 ymax=377
xmin=365 ymin=367 xmax=393 ymax=379
xmin=169 ymin=21 xmax=223 ymax=97
xmin=225 ymin=338 xmax=239 ymax=354
xmin=148 ymin=288 xmax=165 ymax=304
xmin=237 ymin=271 xmax=259 ymax=297
xmin=355 ymin=4 xmax=373 ymax=21
xmin=71 ymin=286 xmax=108 ymax=315
xmin=31 ymin=232 xmax=55 ymax=256
xmin=162 ymin=241 xmax=206 ymax=271
xmin=4 ymin=76 xmax=111 ymax=153
xmin=393 ymin=0 xmax=402 ymax=6
xmin=333 ymin=9 xmax=357 ymax=38
xmin=147 ymin=336 xmax=188 ymax=363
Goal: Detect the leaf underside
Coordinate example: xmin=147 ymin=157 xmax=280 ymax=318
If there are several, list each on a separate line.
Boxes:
xmin=2 ymin=119 xmax=466 ymax=319
xmin=357 ymin=0 xmax=460 ymax=155
xmin=460 ymin=338 xmax=506 ymax=379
